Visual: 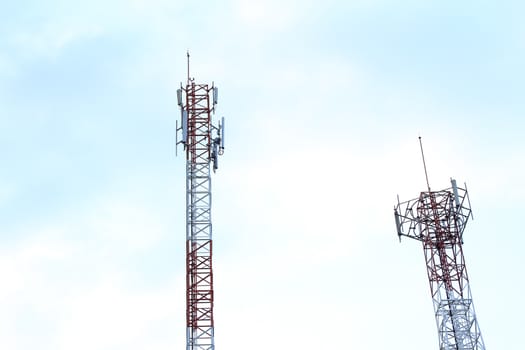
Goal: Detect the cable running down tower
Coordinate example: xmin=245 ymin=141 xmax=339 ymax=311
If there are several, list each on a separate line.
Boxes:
xmin=176 ymin=53 xmax=225 ymax=350
xmin=393 ymin=138 xmax=485 ymax=350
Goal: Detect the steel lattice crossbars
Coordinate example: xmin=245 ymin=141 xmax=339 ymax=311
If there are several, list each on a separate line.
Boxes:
xmin=184 ymin=81 xmax=215 ymax=350
xmin=394 ymin=180 xmax=485 ymax=350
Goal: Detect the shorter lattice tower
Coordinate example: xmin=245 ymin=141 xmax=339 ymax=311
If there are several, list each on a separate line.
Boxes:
xmin=393 ymin=137 xmax=485 ymax=350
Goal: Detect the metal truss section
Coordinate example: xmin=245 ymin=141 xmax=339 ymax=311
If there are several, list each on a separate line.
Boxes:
xmin=186 ymin=83 xmax=213 ymax=164
xmin=187 ymin=162 xmax=212 ymax=241
xmin=186 ymin=239 xmax=214 ymax=350
xmin=394 ymin=180 xmax=485 ymax=350
xmin=435 ymin=298 xmax=483 ymax=350
xmin=394 ymin=183 xmax=472 ymax=244
xmin=183 ymin=81 xmax=216 ymax=350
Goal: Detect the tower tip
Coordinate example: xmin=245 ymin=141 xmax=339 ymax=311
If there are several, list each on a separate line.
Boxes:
xmin=186 ymin=50 xmax=190 ymax=83
xmin=419 ymin=136 xmax=431 ymax=192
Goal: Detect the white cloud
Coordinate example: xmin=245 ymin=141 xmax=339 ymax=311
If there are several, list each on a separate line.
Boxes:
xmin=232 ymin=0 xmax=313 ymax=30
xmin=0 ymin=196 xmax=182 ymax=349
xmin=10 ymin=23 xmax=103 ymax=60
xmin=0 ymin=233 xmax=74 ymax=348
xmin=81 ymin=195 xmax=170 ymax=254
xmin=0 ymin=231 xmax=72 ymax=297
xmin=56 ymin=278 xmax=182 ymax=350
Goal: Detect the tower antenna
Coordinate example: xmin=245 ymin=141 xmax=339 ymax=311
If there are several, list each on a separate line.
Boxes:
xmin=419 ymin=136 xmax=431 ymax=192
xmin=176 ymin=54 xmax=226 ymax=350
xmin=393 ymin=142 xmax=486 ymax=350
xmin=187 ymin=50 xmax=190 ymax=83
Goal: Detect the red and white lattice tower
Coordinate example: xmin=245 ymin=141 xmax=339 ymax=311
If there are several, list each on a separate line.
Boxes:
xmin=176 ymin=53 xmax=224 ymax=350
xmin=393 ymin=138 xmax=485 ymax=350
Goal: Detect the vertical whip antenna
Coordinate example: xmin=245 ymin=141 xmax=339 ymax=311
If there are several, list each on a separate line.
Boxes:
xmin=187 ymin=50 xmax=190 ymax=83
xmin=419 ymin=136 xmax=431 ymax=192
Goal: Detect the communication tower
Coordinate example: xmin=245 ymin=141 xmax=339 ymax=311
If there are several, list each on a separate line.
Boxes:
xmin=393 ymin=138 xmax=485 ymax=350
xmin=176 ymin=53 xmax=225 ymax=350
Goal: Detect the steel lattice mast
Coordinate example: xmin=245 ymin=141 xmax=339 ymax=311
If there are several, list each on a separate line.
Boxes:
xmin=176 ymin=53 xmax=224 ymax=350
xmin=393 ymin=138 xmax=485 ymax=350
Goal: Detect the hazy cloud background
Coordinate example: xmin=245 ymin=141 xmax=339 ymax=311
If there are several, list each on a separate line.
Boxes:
xmin=1 ymin=0 xmax=524 ymax=349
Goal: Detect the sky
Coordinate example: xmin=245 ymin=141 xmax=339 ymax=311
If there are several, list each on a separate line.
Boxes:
xmin=0 ymin=0 xmax=524 ymax=349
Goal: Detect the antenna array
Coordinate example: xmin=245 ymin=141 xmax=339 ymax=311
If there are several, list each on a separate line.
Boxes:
xmin=176 ymin=54 xmax=225 ymax=350
xmin=393 ymin=138 xmax=485 ymax=350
